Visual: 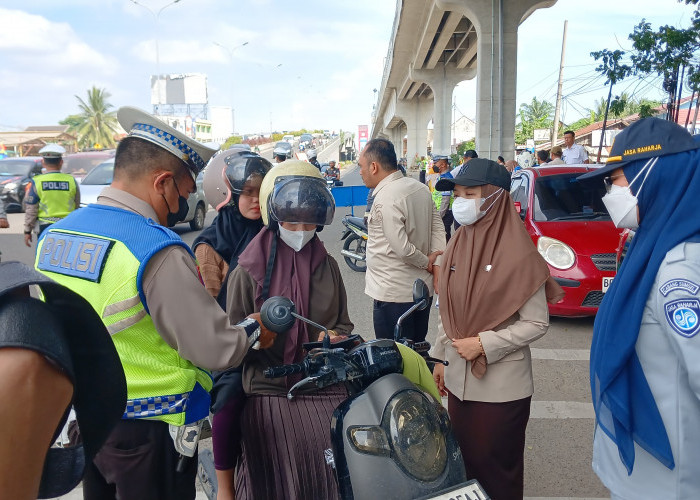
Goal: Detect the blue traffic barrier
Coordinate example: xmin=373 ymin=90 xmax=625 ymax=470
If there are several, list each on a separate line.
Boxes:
xmin=331 ymin=185 xmax=370 ymax=216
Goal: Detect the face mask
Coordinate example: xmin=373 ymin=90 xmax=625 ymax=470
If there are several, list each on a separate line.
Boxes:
xmin=452 ymin=197 xmax=481 ymax=226
xmin=432 ymin=165 xmax=440 ymax=173
xmin=279 ymin=226 xmax=316 ymax=252
xmin=601 ymin=157 xmax=656 ymax=230
xmin=452 ymin=189 xmax=504 ymax=226
xmin=163 ymin=178 xmax=189 ymax=227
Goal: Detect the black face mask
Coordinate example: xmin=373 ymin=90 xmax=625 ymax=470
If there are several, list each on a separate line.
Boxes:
xmin=432 ymin=165 xmax=440 ymax=173
xmin=163 ymin=178 xmax=189 ymax=227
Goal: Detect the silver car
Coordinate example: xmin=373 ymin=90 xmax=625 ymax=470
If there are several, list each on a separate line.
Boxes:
xmin=79 ymin=159 xmax=208 ymax=230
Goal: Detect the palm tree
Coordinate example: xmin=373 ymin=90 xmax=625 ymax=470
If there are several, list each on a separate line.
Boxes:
xmin=515 ymin=97 xmax=554 ymax=143
xmin=70 ymin=86 xmax=118 ymax=149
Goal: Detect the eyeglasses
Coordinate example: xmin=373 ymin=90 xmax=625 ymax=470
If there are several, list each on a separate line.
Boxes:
xmin=603 ymin=173 xmax=625 ymax=193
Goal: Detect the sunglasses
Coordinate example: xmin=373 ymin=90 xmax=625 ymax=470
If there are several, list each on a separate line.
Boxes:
xmin=603 ymin=173 xmax=625 ymax=193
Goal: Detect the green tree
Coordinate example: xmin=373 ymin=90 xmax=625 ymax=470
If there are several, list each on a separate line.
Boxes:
xmin=67 ymin=86 xmax=118 ymax=149
xmin=515 ymin=97 xmax=554 ymax=143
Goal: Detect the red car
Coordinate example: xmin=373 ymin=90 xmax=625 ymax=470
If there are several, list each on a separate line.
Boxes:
xmin=509 ymin=164 xmax=622 ymax=317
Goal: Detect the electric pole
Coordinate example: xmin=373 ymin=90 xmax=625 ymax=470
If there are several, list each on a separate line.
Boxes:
xmin=551 ymin=20 xmax=568 ymax=146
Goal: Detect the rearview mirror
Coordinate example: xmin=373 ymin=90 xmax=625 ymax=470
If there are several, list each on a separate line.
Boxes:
xmin=260 ymin=296 xmax=296 ymax=333
xmin=412 ymin=279 xmax=430 ymax=311
xmin=513 ymin=201 xmax=525 ymax=218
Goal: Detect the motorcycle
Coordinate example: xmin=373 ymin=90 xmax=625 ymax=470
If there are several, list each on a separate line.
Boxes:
xmin=340 ymin=215 xmax=367 ymax=272
xmin=259 ymin=280 xmax=489 ymax=500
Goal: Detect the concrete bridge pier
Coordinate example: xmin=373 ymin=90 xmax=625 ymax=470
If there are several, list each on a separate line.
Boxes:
xmin=437 ymin=0 xmax=556 ymax=160
xmin=410 ymin=64 xmax=473 ymax=156
xmin=395 ymin=97 xmax=433 ymax=164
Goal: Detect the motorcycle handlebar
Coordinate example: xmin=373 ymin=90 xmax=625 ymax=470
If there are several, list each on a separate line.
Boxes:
xmin=412 ymin=341 xmax=431 ymax=354
xmin=264 ymin=362 xmax=307 ymax=379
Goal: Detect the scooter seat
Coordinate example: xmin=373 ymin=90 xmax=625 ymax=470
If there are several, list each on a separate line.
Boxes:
xmin=345 ymin=216 xmax=366 ymax=230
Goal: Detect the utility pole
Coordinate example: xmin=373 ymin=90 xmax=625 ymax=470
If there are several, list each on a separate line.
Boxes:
xmin=551 ymin=20 xmax=568 ymax=146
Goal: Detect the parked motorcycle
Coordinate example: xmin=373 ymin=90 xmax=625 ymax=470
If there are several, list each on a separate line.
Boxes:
xmin=340 ymin=215 xmax=367 ymax=272
xmin=259 ymin=280 xmax=489 ymax=500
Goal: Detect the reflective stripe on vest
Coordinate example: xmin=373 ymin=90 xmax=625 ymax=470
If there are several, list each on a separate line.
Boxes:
xmin=35 ymin=205 xmax=212 ymax=426
xmin=34 ymin=172 xmax=77 ymax=223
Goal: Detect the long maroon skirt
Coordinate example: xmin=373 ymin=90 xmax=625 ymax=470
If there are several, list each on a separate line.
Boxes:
xmin=235 ymin=388 xmax=346 ymax=500
xmin=448 ymin=393 xmax=531 ymax=500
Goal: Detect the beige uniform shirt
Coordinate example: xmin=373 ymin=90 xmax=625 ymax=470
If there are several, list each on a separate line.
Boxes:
xmin=365 ymin=171 xmax=446 ymax=303
xmin=431 ymin=284 xmax=549 ymax=402
xmin=96 ymin=187 xmax=251 ymax=371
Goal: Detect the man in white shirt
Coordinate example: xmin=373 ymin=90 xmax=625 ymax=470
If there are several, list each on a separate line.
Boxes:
xmin=562 ymin=130 xmax=589 ymax=164
xmin=359 ymin=138 xmax=445 ymax=342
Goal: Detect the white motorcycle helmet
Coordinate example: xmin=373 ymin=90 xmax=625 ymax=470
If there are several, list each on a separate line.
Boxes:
xmin=203 ymin=149 xmax=272 ymax=211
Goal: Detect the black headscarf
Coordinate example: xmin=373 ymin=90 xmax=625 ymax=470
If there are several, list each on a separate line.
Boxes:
xmin=193 ymin=206 xmax=264 ymax=308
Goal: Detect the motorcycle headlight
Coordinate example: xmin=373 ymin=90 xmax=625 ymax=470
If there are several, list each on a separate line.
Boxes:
xmin=537 ymin=236 xmax=575 ymax=270
xmin=386 ymin=390 xmax=447 ymax=481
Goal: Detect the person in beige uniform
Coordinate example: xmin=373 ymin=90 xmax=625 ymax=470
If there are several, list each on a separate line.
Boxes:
xmin=431 ymin=159 xmax=564 ymax=500
xmin=34 ymin=107 xmax=276 ymax=500
xmin=359 ymin=138 xmax=445 ymax=342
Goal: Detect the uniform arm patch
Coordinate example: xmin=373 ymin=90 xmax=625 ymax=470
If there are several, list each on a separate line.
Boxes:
xmin=659 ymin=279 xmax=700 ymax=297
xmin=664 ymin=298 xmax=700 ymax=338
xmin=37 ymin=232 xmax=113 ymax=282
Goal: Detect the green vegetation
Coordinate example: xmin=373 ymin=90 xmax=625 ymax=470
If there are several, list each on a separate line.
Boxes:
xmin=61 ymin=86 xmax=118 ymax=149
xmin=515 ymin=97 xmax=554 ymax=144
xmin=450 ymin=140 xmax=476 ymax=165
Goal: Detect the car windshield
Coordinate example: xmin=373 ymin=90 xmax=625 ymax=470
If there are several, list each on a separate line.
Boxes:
xmin=533 ymin=173 xmax=610 ymax=221
xmin=81 ymin=161 xmax=114 ymax=185
xmin=63 ymin=156 xmax=110 ymax=176
xmin=0 ymin=160 xmax=32 ymax=176
xmin=275 ymin=142 xmax=291 ymax=150
xmin=300 ymin=134 xmax=312 ymax=142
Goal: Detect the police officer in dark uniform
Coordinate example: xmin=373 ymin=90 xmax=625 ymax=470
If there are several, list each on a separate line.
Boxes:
xmin=33 ymin=107 xmax=277 ymax=500
xmin=24 ymin=143 xmax=80 ymax=246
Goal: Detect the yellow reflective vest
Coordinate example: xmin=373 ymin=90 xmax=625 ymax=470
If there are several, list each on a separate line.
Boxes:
xmin=35 ymin=204 xmax=212 ymax=425
xmin=33 ymin=172 xmax=77 ymax=224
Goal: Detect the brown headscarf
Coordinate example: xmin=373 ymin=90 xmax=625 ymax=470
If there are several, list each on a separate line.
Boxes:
xmin=237 ymin=226 xmax=327 ymax=386
xmin=438 ymin=184 xmax=564 ymax=378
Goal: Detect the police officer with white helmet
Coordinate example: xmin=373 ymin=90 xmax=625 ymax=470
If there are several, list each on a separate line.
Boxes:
xmin=24 ymin=143 xmax=80 ymax=246
xmin=33 ymin=107 xmax=277 ymax=500
xmin=579 ymin=118 xmax=700 ymax=499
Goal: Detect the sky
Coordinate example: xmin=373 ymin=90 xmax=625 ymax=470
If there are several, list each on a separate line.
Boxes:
xmin=0 ymin=0 xmax=697 ymax=137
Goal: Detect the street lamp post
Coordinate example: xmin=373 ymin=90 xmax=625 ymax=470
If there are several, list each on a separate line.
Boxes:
xmin=214 ymin=41 xmax=249 ymax=136
xmin=129 ymin=0 xmax=183 ymax=115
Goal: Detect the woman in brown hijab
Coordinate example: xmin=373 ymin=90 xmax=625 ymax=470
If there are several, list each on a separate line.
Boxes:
xmin=431 ymin=159 xmax=564 ymax=500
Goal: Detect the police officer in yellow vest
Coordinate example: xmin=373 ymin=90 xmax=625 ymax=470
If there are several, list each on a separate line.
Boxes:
xmin=24 ymin=143 xmax=79 ymax=246
xmin=431 ymin=154 xmax=455 ymax=242
xmin=34 ymin=106 xmax=277 ymax=500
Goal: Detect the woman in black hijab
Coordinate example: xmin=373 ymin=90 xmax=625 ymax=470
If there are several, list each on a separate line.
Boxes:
xmin=192 ymin=148 xmax=272 ymax=500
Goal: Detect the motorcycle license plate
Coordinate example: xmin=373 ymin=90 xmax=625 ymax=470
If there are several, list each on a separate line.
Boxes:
xmin=602 ymin=276 xmax=614 ymax=293
xmin=420 ymin=479 xmax=489 ymax=500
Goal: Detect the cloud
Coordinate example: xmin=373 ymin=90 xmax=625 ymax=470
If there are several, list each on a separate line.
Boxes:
xmin=0 ymin=8 xmax=115 ymax=73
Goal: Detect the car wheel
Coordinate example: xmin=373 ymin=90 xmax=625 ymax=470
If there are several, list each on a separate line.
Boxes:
xmin=190 ymin=202 xmax=206 ymax=231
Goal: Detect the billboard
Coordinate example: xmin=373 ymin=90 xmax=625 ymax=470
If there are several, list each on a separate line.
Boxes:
xmin=151 ymin=73 xmax=208 ymax=105
xmin=358 ymin=125 xmax=368 ymax=151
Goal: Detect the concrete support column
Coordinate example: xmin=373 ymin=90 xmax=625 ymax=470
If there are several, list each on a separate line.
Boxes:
xmin=437 ymin=0 xmax=556 ymax=160
xmin=410 ymin=64 xmax=470 ymax=156
xmin=396 ymin=97 xmax=433 ymax=165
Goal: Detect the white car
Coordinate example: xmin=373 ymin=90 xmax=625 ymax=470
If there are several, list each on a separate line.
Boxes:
xmin=79 ymin=159 xmax=208 ymax=230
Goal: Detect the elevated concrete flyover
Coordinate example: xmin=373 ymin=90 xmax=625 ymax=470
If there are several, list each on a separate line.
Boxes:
xmin=372 ymin=0 xmax=557 ymax=162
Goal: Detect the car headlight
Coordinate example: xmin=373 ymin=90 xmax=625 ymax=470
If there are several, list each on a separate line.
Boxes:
xmin=537 ymin=236 xmax=575 ymax=270
xmin=3 ymin=182 xmax=18 ymax=192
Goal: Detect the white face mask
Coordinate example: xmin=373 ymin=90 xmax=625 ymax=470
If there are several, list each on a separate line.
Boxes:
xmin=452 ymin=189 xmax=503 ymax=226
xmin=601 ymin=157 xmax=656 ymax=230
xmin=452 ymin=197 xmax=482 ymax=226
xmin=278 ymin=226 xmax=316 ymax=252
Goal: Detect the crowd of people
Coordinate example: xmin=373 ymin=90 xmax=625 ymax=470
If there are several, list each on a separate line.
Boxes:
xmin=1 ymin=111 xmax=700 ymax=500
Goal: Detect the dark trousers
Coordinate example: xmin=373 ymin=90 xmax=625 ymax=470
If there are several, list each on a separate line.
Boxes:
xmin=448 ymin=393 xmax=531 ymax=500
xmin=419 ymin=170 xmax=426 ymax=184
xmin=373 ymin=297 xmax=433 ymax=342
xmin=82 ymin=419 xmax=197 ymax=500
xmin=38 ymin=223 xmax=52 ymax=235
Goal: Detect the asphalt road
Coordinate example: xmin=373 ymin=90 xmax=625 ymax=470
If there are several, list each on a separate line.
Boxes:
xmin=0 ymin=161 xmax=609 ymax=499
